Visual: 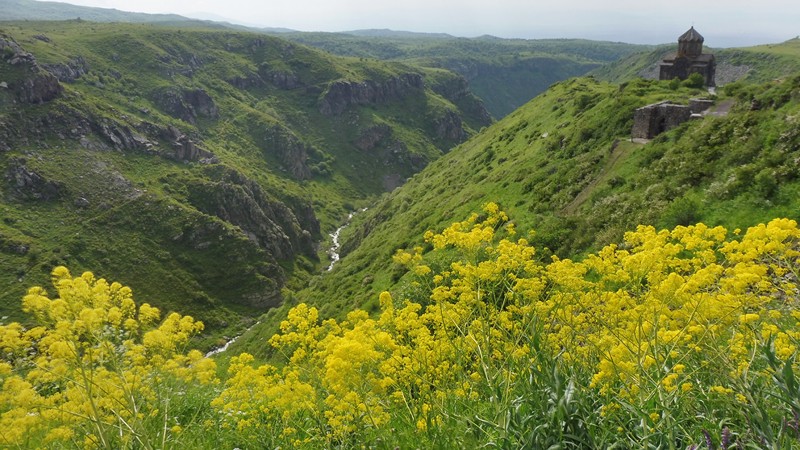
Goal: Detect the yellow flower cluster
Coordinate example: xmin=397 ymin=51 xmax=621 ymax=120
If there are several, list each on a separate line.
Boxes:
xmin=539 ymin=219 xmax=799 ymax=398
xmin=0 ymin=267 xmax=216 ymax=448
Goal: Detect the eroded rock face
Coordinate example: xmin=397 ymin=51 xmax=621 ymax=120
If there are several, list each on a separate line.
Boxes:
xmin=429 ymin=74 xmax=493 ymax=125
xmin=42 ymin=56 xmax=90 ymax=83
xmin=183 ymin=89 xmax=218 ymax=119
xmin=262 ymin=125 xmax=314 ymax=180
xmin=4 ymin=158 xmax=64 ymax=201
xmin=1 ymin=35 xmax=63 ymax=104
xmin=91 ymin=119 xmax=151 ymax=151
xmin=0 ymin=121 xmax=12 ymax=152
xmin=152 ymin=87 xmax=218 ymax=124
xmin=171 ymin=134 xmax=217 ymax=163
xmin=227 ymin=72 xmax=265 ymax=90
xmin=318 ymin=73 xmax=424 ymax=115
xmin=260 ymin=67 xmax=302 ymax=90
xmin=433 ymin=109 xmax=467 ymax=142
xmin=180 ymin=166 xmax=319 ymax=260
xmin=354 ymin=124 xmax=392 ymax=151
xmin=155 ymin=124 xmax=219 ymax=164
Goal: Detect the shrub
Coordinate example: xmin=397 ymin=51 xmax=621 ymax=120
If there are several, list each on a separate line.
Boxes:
xmin=683 ymin=72 xmax=706 ymax=89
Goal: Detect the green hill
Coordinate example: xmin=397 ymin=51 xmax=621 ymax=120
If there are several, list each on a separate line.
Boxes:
xmin=0 ymin=21 xmax=491 ymax=348
xmin=274 ymin=74 xmax=800 ymax=337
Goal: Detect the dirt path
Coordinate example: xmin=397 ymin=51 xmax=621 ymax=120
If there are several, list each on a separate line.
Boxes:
xmin=561 ymin=140 xmax=638 ymax=215
xmin=706 ymin=98 xmax=735 ymax=117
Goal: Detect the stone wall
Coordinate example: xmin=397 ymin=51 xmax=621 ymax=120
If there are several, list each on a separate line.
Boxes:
xmin=689 ymin=98 xmax=714 ymax=114
xmin=631 ymin=101 xmax=692 ymax=139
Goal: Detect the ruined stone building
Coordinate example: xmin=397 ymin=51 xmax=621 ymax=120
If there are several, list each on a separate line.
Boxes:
xmin=659 ymin=27 xmax=716 ymax=87
xmin=631 ymin=101 xmax=692 ymax=139
xmin=631 ymin=99 xmax=714 ymax=139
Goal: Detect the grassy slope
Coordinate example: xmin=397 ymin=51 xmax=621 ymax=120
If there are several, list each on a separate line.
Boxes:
xmin=0 ymin=21 xmax=489 ymax=347
xmin=259 ymin=74 xmax=800 ymax=352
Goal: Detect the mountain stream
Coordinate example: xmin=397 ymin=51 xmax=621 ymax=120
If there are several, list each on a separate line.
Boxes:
xmin=206 ymin=208 xmax=366 ymax=357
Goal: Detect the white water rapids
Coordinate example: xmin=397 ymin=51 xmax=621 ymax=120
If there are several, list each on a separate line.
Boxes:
xmin=326 ymin=208 xmax=366 ymax=271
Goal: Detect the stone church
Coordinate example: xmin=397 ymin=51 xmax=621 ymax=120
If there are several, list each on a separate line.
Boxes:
xmin=659 ymin=27 xmax=716 ymax=87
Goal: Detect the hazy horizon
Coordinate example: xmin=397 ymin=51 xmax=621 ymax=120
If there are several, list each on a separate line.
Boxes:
xmin=35 ymin=0 xmax=800 ymax=47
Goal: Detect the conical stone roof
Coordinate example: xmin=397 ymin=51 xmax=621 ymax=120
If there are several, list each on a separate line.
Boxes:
xmin=679 ymin=26 xmax=704 ymax=43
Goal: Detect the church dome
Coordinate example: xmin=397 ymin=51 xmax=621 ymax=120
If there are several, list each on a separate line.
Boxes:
xmin=679 ymin=26 xmax=704 ymax=43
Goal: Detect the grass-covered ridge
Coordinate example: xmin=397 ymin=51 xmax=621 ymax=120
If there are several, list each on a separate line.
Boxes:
xmin=2 ymin=206 xmax=799 ymax=448
xmin=0 ymin=21 xmax=490 ymax=347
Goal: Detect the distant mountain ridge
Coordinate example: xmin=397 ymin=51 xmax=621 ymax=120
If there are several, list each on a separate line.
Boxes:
xmin=342 ymin=29 xmax=454 ymax=39
xmin=0 ymin=0 xmax=194 ymax=23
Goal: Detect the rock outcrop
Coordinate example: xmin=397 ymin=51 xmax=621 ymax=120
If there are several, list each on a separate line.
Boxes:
xmin=91 ymin=119 xmax=151 ymax=151
xmin=0 ymin=120 xmax=12 ymax=152
xmin=318 ymin=73 xmax=424 ymax=115
xmin=1 ymin=35 xmax=62 ymax=104
xmin=170 ymin=134 xmax=217 ymax=163
xmin=0 ymin=233 xmax=29 ymax=255
xmin=137 ymin=123 xmax=217 ymax=163
xmin=262 ymin=125 xmax=314 ymax=180
xmin=429 ymin=74 xmax=493 ymax=124
xmin=354 ymin=124 xmax=392 ymax=151
xmin=42 ymin=56 xmax=90 ymax=83
xmin=179 ymin=166 xmax=319 ymax=260
xmin=183 ymin=89 xmax=218 ymax=118
xmin=152 ymin=87 xmax=218 ymax=124
xmin=226 ymin=72 xmax=265 ymax=90
xmin=4 ymin=158 xmax=64 ymax=201
xmin=433 ymin=109 xmax=467 ymax=142
xmin=259 ymin=66 xmax=302 ymax=90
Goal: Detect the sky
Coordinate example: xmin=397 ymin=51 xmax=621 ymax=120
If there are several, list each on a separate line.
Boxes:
xmin=47 ymin=0 xmax=799 ymax=47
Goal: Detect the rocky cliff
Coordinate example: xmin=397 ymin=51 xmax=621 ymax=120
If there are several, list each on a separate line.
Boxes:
xmin=318 ymin=73 xmax=424 ymax=115
xmin=432 ymin=109 xmax=467 ymax=142
xmin=1 ymin=34 xmax=62 ymax=104
xmin=176 ymin=165 xmax=319 ymax=261
xmin=152 ymin=87 xmax=219 ymax=124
